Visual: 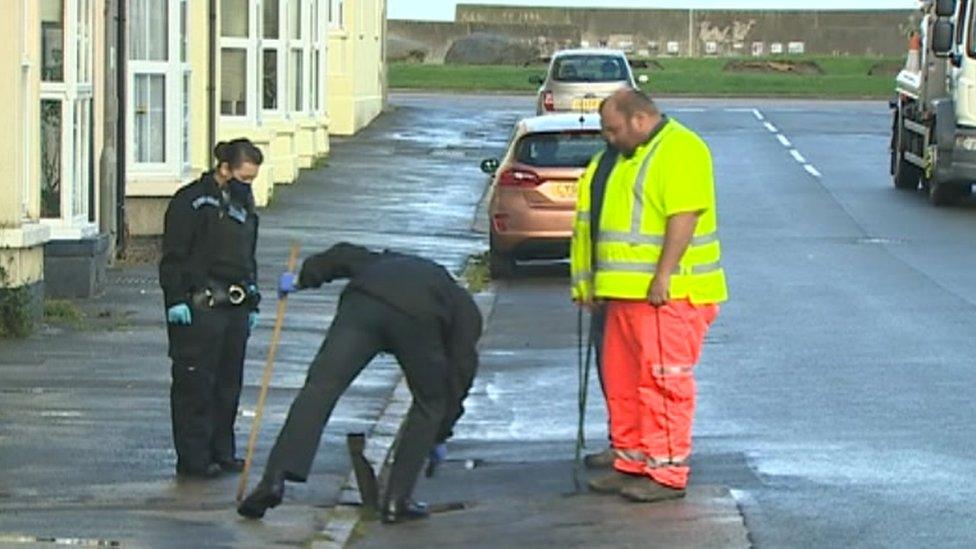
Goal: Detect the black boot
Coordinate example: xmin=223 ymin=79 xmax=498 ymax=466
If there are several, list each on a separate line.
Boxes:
xmin=217 ymin=458 xmax=245 ymax=473
xmin=237 ymin=471 xmax=286 ymax=519
xmin=176 ymin=462 xmax=222 ymax=480
xmin=381 ymin=498 xmax=430 ymax=524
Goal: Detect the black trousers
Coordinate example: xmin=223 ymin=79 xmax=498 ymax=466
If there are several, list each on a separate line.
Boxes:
xmin=590 ymin=304 xmax=609 ymax=443
xmin=265 ymin=290 xmax=449 ymax=503
xmin=168 ymin=304 xmax=249 ymax=473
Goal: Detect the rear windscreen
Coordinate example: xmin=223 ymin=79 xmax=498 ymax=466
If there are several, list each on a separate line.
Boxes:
xmin=515 ymin=132 xmax=605 ymax=168
xmin=552 ymin=55 xmax=628 ymax=82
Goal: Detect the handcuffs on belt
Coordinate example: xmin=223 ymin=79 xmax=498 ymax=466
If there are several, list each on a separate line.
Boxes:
xmin=191 ymin=283 xmax=259 ymax=309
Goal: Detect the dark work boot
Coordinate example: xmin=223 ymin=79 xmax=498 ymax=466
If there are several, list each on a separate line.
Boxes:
xmin=176 ymin=462 xmax=222 ymax=480
xmin=381 ymin=498 xmax=430 ymax=524
xmin=587 ymin=470 xmax=645 ymax=494
xmin=583 ymin=447 xmax=617 ymax=469
xmin=217 ymin=458 xmax=246 ymax=473
xmin=237 ymin=471 xmax=286 ymax=519
xmin=620 ymin=480 xmax=686 ymax=503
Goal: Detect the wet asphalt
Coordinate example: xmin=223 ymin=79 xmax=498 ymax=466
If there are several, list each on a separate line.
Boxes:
xmin=3 ymin=94 xmax=976 ymax=547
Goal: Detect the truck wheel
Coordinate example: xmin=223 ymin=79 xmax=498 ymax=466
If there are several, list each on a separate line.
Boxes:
xmin=928 ymin=179 xmax=962 ymax=207
xmin=892 ymin=114 xmax=922 ymax=190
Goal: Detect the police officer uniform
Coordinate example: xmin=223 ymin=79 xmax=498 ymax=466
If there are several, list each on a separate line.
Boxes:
xmin=238 ymin=243 xmax=481 ymax=521
xmin=159 ymin=171 xmax=260 ymax=477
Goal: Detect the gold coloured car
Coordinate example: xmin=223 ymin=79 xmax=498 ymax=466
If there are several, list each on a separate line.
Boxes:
xmin=481 ymin=113 xmax=605 ymax=278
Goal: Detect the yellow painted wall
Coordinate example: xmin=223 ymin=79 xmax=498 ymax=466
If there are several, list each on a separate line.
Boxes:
xmin=0 ymin=0 xmax=48 ymax=288
xmin=328 ymin=0 xmax=387 ymax=136
xmin=128 ymin=0 xmax=389 ymax=236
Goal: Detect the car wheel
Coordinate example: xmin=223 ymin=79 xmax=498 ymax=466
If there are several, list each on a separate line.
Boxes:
xmin=489 ymin=249 xmax=516 ymax=279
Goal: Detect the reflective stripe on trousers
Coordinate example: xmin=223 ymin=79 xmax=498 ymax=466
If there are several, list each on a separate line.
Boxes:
xmin=603 ymin=299 xmax=718 ymax=489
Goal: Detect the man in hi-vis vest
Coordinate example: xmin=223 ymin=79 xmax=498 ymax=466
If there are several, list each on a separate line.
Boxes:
xmin=570 ymin=88 xmax=727 ymax=502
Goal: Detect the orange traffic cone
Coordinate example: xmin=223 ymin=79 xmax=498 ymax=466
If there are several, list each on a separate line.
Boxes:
xmin=905 ymin=31 xmax=921 ymax=72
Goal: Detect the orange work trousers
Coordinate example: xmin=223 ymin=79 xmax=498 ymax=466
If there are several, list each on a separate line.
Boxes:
xmin=603 ymin=299 xmax=719 ymax=489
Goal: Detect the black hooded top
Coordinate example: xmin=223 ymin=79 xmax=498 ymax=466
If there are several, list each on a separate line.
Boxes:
xmin=297 ymin=243 xmax=482 ymax=440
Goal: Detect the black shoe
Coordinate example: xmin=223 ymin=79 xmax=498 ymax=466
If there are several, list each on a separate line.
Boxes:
xmin=176 ymin=462 xmax=222 ymax=479
xmin=381 ymin=498 xmax=430 ymax=524
xmin=237 ymin=472 xmax=286 ymax=519
xmin=218 ymin=458 xmax=246 ymax=473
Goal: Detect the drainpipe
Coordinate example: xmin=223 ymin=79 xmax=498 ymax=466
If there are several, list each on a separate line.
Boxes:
xmin=115 ymin=0 xmax=127 ymax=256
xmin=208 ymin=0 xmax=217 ymax=160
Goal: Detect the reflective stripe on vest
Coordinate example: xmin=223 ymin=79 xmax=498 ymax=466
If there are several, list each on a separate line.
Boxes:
xmin=596 ymin=260 xmax=722 ymax=276
xmin=595 ymin=129 xmax=721 ymax=278
xmin=598 ymin=230 xmax=719 ymax=247
xmin=571 ymin=272 xmax=593 ymax=287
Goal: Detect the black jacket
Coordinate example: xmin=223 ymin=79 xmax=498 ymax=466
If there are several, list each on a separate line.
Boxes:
xmin=159 ymin=172 xmax=259 ymax=309
xmin=298 ymin=243 xmax=482 ymax=441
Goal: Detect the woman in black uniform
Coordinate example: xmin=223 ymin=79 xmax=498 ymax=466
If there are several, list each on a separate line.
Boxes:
xmin=159 ymin=138 xmax=264 ymax=479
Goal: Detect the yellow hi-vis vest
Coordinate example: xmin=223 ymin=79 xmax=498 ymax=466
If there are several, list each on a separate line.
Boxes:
xmin=570 ymin=118 xmax=727 ymax=304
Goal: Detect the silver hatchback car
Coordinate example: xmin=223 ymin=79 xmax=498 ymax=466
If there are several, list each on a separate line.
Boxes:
xmin=532 ymin=49 xmax=648 ymax=115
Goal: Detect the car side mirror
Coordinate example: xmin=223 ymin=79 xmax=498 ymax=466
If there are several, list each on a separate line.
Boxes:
xmin=637 ymin=74 xmax=649 ymax=84
xmin=529 ymin=75 xmax=545 ymax=85
xmin=933 ymin=20 xmax=954 ymax=58
xmin=481 ymin=158 xmax=500 ymax=174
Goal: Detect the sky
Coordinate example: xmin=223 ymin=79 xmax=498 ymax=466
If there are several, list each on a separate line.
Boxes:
xmin=388 ymin=1 xmax=920 ymax=21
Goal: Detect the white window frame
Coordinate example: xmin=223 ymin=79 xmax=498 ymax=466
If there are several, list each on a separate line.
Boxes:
xmin=128 ymin=0 xmax=192 ymax=177
xmin=21 ymin=0 xmax=33 ymax=219
xmin=220 ymin=0 xmax=259 ymax=124
xmin=311 ymin=0 xmax=327 ymax=115
xmin=260 ymin=0 xmax=286 ymax=116
xmin=328 ymin=0 xmax=343 ymax=30
xmin=286 ymin=0 xmax=309 ymax=115
xmin=39 ymin=0 xmax=96 ymax=239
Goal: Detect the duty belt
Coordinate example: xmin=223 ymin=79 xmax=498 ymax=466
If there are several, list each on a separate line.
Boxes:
xmin=191 ymin=281 xmax=254 ymax=309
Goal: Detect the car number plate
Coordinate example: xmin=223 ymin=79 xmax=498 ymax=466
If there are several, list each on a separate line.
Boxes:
xmin=571 ymin=97 xmax=602 ymax=111
xmin=552 ymin=183 xmax=577 ymax=199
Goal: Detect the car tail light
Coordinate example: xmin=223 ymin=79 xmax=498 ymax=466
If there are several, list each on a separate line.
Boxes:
xmin=542 ymin=91 xmax=555 ymax=112
xmin=498 ymin=167 xmax=542 ymax=188
xmin=492 ymin=214 xmax=509 ymax=232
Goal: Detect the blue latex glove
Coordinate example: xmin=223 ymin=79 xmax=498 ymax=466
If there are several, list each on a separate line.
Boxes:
xmin=425 ymin=443 xmax=447 ymax=477
xmin=167 ymin=303 xmax=192 ymax=325
xmin=431 ymin=443 xmax=448 ymax=462
xmin=248 ymin=311 xmax=259 ymax=332
xmin=278 ymin=271 xmax=298 ymax=298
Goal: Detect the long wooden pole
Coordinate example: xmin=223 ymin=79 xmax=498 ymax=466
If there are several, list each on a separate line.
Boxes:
xmin=237 ymin=242 xmax=301 ymax=502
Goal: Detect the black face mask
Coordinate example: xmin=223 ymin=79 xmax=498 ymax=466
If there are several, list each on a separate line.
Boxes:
xmin=228 ymin=179 xmax=253 ymax=202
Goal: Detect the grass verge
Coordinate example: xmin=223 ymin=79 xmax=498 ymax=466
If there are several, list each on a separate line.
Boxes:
xmin=462 ymin=252 xmax=491 ymax=293
xmin=390 ymin=55 xmax=903 ymax=99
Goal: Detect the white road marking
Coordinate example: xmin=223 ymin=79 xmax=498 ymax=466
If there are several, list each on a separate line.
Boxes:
xmin=751 ymin=109 xmax=822 ymax=179
xmin=671 ymin=108 xmax=707 ymax=113
xmin=723 ymin=108 xmax=756 ymax=113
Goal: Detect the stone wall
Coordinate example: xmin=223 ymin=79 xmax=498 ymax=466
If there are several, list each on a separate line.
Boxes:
xmin=386 ymin=5 xmax=921 ymax=61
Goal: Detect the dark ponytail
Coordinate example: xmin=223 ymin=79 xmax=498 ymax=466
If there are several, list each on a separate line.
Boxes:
xmin=214 ymin=138 xmax=264 ymax=169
